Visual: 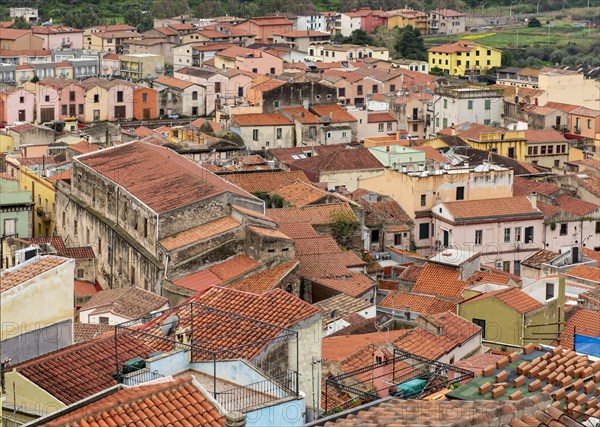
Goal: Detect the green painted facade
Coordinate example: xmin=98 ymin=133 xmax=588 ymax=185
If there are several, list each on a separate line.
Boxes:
xmin=458 ymin=279 xmax=565 ymax=349
xmin=0 ymin=178 xmax=32 ymax=238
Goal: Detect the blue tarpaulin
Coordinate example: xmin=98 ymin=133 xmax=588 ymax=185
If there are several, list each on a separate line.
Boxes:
xmin=574 ymin=334 xmax=600 ymax=358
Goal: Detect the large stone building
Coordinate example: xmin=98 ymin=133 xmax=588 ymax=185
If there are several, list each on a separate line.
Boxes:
xmin=54 ymin=141 xmax=276 ymax=293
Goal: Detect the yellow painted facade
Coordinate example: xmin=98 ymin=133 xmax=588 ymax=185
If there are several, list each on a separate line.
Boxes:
xmin=428 ymin=43 xmax=501 ymax=76
xmin=463 ymin=130 xmax=528 ymax=162
xmin=387 ymin=13 xmax=428 ymax=34
xmin=82 ymin=85 xmax=109 ymax=122
xmin=568 ymin=145 xmax=586 ymax=162
xmin=18 ymin=167 xmax=56 ymax=237
xmin=359 ymin=167 xmax=514 ymax=218
xmin=3 ymin=371 xmax=65 ymax=423
xmin=459 ymin=278 xmax=565 ymax=347
xmin=0 ymin=132 xmax=14 ymax=153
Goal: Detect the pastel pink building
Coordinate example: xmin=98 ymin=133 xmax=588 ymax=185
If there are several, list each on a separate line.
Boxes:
xmin=0 ymin=84 xmax=35 ymax=125
xmin=32 ymin=26 xmax=84 ymax=50
xmin=234 ymin=16 xmax=293 ymax=43
xmin=39 ymin=77 xmax=86 ymax=122
xmin=415 ymin=195 xmax=544 ymax=275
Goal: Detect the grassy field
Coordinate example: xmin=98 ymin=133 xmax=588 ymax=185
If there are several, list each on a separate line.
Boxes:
xmin=425 ymin=20 xmax=599 ymax=49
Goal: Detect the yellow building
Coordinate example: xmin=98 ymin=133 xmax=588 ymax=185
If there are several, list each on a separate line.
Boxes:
xmin=386 ymin=9 xmax=428 ymax=34
xmin=459 ymin=277 xmax=564 ymax=348
xmin=0 ymin=130 xmax=14 ymax=153
xmin=5 ymin=159 xmax=56 ymax=237
xmin=1 ymin=256 xmax=75 ymax=425
xmin=428 ymin=41 xmax=501 ymax=76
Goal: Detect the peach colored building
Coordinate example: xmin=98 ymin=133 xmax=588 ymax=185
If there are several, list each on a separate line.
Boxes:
xmin=133 ymin=86 xmax=158 ymax=120
xmin=80 ymin=78 xmax=134 ymax=122
xmin=22 ymin=81 xmax=60 ymax=123
xmin=0 ymin=29 xmax=44 ymax=50
xmin=234 ymin=16 xmax=293 ymax=43
xmin=31 ymin=25 xmax=84 ymax=50
xmin=214 ymin=46 xmax=284 ymax=75
xmin=0 ymin=84 xmax=35 ymax=125
xmin=568 ymin=106 xmax=600 ymax=140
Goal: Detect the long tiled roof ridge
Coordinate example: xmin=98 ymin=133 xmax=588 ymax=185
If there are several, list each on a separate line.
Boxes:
xmin=43 ymin=376 xmax=224 ymax=427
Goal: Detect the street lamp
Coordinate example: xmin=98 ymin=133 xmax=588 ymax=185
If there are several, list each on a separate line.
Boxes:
xmin=481 ymin=2 xmax=487 ymax=18
xmin=536 ymin=0 xmax=542 ymax=15
xmin=510 ymin=1 xmax=517 ymax=21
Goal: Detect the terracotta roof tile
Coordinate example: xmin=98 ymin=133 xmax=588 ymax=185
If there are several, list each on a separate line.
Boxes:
xmin=556 ymin=308 xmax=600 ymax=349
xmin=73 ymin=322 xmax=114 ymax=343
xmin=43 ymin=376 xmax=224 ymax=427
xmin=513 ymin=176 xmax=561 ymax=196
xmin=429 ymin=41 xmax=498 ymax=54
xmin=56 ymin=246 xmax=95 ymax=259
xmin=160 ymin=216 xmax=241 ymax=251
xmin=280 ymin=106 xmax=320 ymax=124
xmin=451 ymin=353 xmax=504 ymax=376
xmin=379 ymin=292 xmax=457 ymax=314
xmin=309 ymin=104 xmax=358 ymax=123
xmin=223 ymin=170 xmax=310 ymax=193
xmin=462 ymin=287 xmax=543 ymax=313
xmin=582 ymin=248 xmax=600 ymax=264
xmin=565 ymin=265 xmax=600 ymax=283
xmin=442 ymin=195 xmax=541 ymax=221
xmin=290 ymin=148 xmax=383 ymax=174
xmin=316 ymin=293 xmax=371 ymax=325
xmin=411 ymin=263 xmax=466 ymax=299
xmin=77 ymin=141 xmax=254 ymax=214
xmin=226 ymin=260 xmax=298 ymax=293
xmin=278 ymin=222 xmax=319 ymax=239
xmin=393 ymin=312 xmax=481 ymax=358
xmin=296 ymin=253 xmax=353 ymax=278
xmin=233 ymin=113 xmax=292 ymax=126
xmin=14 ymin=334 xmax=154 ymax=404
xmin=467 ymin=270 xmax=514 ymax=285
xmin=74 ymin=280 xmax=98 ymax=297
xmin=367 ymin=112 xmax=396 ymax=123
xmin=46 ymin=169 xmax=72 ymax=184
xmin=267 ymin=202 xmax=356 ymax=225
xmin=555 ymin=194 xmax=599 ymax=216
xmin=19 ymin=236 xmax=66 ymax=249
xmin=81 ymin=287 xmax=167 ymax=319
xmin=275 ymin=181 xmax=333 ymax=206
xmin=309 ymin=273 xmax=374 ymax=298
xmin=142 ymin=287 xmax=318 ymax=358
xmin=525 ymin=129 xmax=569 ymax=143
xmin=322 ymin=331 xmax=407 ymax=362
xmin=172 ymin=255 xmax=261 ymax=292
xmin=294 ymin=236 xmax=341 ymax=256
xmin=1 ymin=256 xmax=68 ymax=293
xmin=153 ymin=75 xmax=195 ymax=89
xmin=398 ymin=265 xmax=423 ymax=282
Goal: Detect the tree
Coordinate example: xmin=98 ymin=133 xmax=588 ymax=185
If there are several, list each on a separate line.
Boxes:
xmin=151 ymin=0 xmax=190 ymax=19
xmin=12 ymin=16 xmax=31 ymax=29
xmin=429 ymin=66 xmax=444 ymax=76
xmin=394 ymin=25 xmax=426 ymax=61
xmin=330 ymin=209 xmax=360 ymax=249
xmin=528 ymin=17 xmax=542 ymax=27
xmin=501 ymin=50 xmax=514 ymax=66
xmin=124 ymin=7 xmax=154 ymax=32
xmin=195 ymin=0 xmax=223 ymax=18
xmin=348 ymin=29 xmax=374 ymax=45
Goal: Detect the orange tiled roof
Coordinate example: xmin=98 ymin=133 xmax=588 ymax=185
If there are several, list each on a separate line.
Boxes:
xmin=73 ymin=322 xmax=113 ymax=343
xmin=278 ymin=222 xmax=319 ymax=239
xmin=159 ymin=216 xmax=241 ymax=251
xmin=233 ymin=113 xmax=292 ymax=126
xmin=275 ymin=181 xmax=333 ymax=207
xmin=267 ymin=202 xmax=356 ymax=226
xmin=379 ymin=292 xmax=457 ymax=314
xmin=393 ymin=312 xmax=481 ymax=358
xmin=43 ymin=376 xmax=224 ymax=427
xmin=462 ymin=287 xmax=543 ymax=314
xmin=565 ymin=264 xmax=600 ymax=283
xmin=582 ymin=248 xmax=600 ymax=264
xmin=1 ymin=256 xmax=67 ymax=293
xmin=322 ymin=330 xmax=408 ymax=362
xmin=81 ymin=287 xmax=168 ymax=319
xmin=442 ymin=195 xmax=541 ymax=221
xmin=556 ymin=308 xmax=600 ymax=350
xmin=77 ymin=141 xmax=254 ymax=214
xmin=46 ymin=169 xmax=72 ymax=185
xmin=467 ymin=270 xmax=514 ymax=285
xmin=294 ymin=236 xmax=341 ymax=256
xmin=56 ymin=246 xmax=95 ymax=259
xmin=142 ymin=287 xmax=318 ymax=358
xmin=367 ymin=112 xmax=396 ymax=123
xmin=226 ymin=260 xmax=298 ymax=293
xmin=153 ymin=75 xmax=195 ymax=90
xmin=309 ymin=104 xmax=358 ymax=123
xmin=290 ymin=148 xmax=383 ymax=174
xmin=14 ymin=334 xmax=154 ymax=404
xmin=247 ymin=225 xmax=292 ymax=240
xmin=513 ymin=176 xmax=560 ymax=196
xmin=296 ymin=253 xmax=354 ymax=278
xmin=223 ymin=170 xmax=310 ymax=193
xmin=411 ymin=263 xmax=466 ymax=299
xmin=309 ymin=273 xmax=374 ymax=298
xmin=555 ymin=194 xmax=599 ymax=216
xmin=74 ymin=280 xmax=98 ymax=297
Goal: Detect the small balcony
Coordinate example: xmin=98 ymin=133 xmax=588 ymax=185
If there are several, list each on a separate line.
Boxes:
xmin=36 ymin=207 xmax=52 ymax=222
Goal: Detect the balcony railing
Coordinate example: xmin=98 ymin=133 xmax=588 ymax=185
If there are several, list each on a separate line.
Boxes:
xmin=36 ymin=207 xmax=52 ymax=222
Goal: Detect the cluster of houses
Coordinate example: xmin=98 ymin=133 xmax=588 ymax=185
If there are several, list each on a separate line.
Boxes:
xmin=1 ymin=6 xmax=600 ymax=427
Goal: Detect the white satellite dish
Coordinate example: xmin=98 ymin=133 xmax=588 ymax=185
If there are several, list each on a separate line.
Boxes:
xmin=160 ymin=314 xmax=180 ymax=336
